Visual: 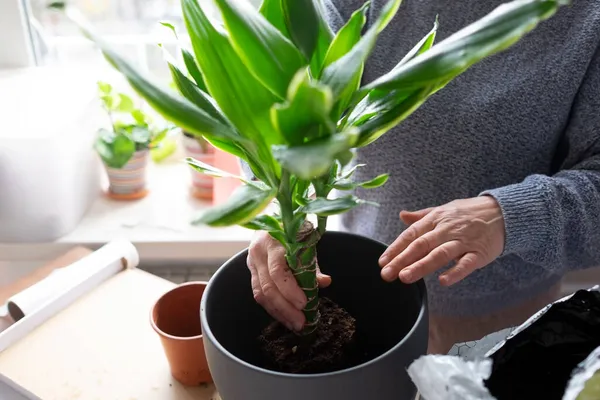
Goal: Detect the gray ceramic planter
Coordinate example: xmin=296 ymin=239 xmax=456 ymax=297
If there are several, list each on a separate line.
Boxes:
xmin=200 ymin=231 xmax=428 ymax=400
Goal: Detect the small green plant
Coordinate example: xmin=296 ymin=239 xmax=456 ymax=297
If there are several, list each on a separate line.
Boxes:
xmin=56 ymin=0 xmax=567 ymax=335
xmin=95 ymin=81 xmax=176 ymax=168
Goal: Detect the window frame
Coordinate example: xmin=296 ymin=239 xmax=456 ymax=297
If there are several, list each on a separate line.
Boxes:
xmin=0 ymin=0 xmax=37 ymax=68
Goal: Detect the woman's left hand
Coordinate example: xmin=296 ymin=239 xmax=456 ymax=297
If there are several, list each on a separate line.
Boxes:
xmin=378 ymin=196 xmax=506 ymax=286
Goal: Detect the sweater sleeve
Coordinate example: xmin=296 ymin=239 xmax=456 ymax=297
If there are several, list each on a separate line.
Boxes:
xmin=481 ymin=44 xmax=600 ymax=274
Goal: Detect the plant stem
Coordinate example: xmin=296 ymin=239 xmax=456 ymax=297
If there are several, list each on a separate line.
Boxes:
xmin=278 ymin=170 xmax=321 ymax=336
xmin=294 ymin=222 xmax=320 ymax=336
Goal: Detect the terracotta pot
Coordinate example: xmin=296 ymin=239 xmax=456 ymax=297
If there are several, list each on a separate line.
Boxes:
xmin=150 ymin=281 xmax=212 ymax=386
xmin=103 ymin=150 xmax=149 ymax=200
xmin=182 ymin=133 xmax=215 ymax=201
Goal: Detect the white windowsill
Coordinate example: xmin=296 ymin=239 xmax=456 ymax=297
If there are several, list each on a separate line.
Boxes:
xmin=0 ymin=154 xmax=253 ymax=264
xmin=0 ymin=148 xmax=343 ymax=265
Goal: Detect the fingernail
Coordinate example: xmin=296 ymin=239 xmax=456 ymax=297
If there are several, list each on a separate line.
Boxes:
xmin=381 ymin=267 xmax=395 ymax=281
xmin=293 ymin=321 xmax=304 ymax=332
xmin=284 ymin=322 xmax=294 ymax=331
xmin=379 ymin=255 xmax=389 ymax=266
xmin=294 ymin=299 xmax=306 ymax=310
xmin=439 ymin=274 xmax=452 ymax=286
xmin=399 ymin=269 xmax=412 ymax=282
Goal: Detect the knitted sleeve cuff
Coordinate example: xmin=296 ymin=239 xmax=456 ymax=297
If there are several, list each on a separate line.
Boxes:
xmin=480 ymin=179 xmax=554 ymax=257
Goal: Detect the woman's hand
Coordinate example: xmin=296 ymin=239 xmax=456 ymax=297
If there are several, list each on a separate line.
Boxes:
xmin=378 ymin=196 xmax=506 ymax=286
xmin=247 ymin=231 xmax=332 ymax=331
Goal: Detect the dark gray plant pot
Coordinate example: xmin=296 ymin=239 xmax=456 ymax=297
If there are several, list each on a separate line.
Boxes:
xmin=200 ymin=231 xmax=428 ymax=400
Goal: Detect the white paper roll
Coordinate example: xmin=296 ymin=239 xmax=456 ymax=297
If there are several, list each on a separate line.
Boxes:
xmin=0 ymin=239 xmax=139 ymax=352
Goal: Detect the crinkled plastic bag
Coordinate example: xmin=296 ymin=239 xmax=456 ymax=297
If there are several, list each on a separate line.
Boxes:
xmin=408 ymin=356 xmax=496 ymax=400
xmin=563 ymin=346 xmax=600 ymax=400
xmin=408 ymin=286 xmax=600 ymax=400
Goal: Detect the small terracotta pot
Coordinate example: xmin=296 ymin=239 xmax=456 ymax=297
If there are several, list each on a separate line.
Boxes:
xmin=150 ymin=281 xmax=212 ymax=386
xmin=103 ymin=150 xmax=149 ymax=200
xmin=182 ymin=133 xmax=215 ymax=201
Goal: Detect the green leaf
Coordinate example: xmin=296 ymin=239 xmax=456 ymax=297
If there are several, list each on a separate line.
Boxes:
xmin=272 ymin=129 xmax=359 ymax=180
xmin=95 ymin=129 xmax=136 ymax=168
xmin=186 ymin=156 xmax=252 ymax=183
xmin=242 ymin=214 xmax=282 ymax=231
xmin=130 ymin=126 xmax=152 ymax=144
xmin=182 ymin=0 xmax=282 ymax=183
xmin=394 ymin=16 xmax=438 ymax=70
xmin=271 ymin=68 xmax=334 ymax=146
xmin=47 ymin=1 xmax=66 ymax=11
xmin=281 ymin=0 xmax=319 ymax=62
xmin=362 ymin=0 xmax=567 ymax=93
xmin=62 ymin=7 xmax=241 ymax=146
xmin=150 ymin=125 xmax=171 ymax=145
xmin=151 ymin=136 xmax=177 ymax=162
xmin=192 ymin=184 xmax=276 ymax=227
xmin=292 ymin=177 xmax=311 ymax=208
xmin=97 ymin=81 xmax=112 ymax=95
xmin=320 ymin=2 xmax=371 ymax=116
xmin=308 ymin=0 xmax=335 ymax=74
xmin=354 ymin=87 xmax=432 ymax=147
xmin=347 ymin=16 xmax=439 ymax=121
xmin=332 ymin=173 xmax=389 ymax=190
xmin=259 ymin=0 xmax=291 ymax=38
xmin=320 ymin=0 xmax=402 ymax=100
xmin=100 ymin=94 xmax=114 ymax=110
xmin=333 ymin=173 xmax=389 ymax=190
xmin=131 ymin=109 xmax=147 ymax=125
xmin=160 ymin=46 xmax=266 ymax=178
xmin=159 ymin=21 xmax=178 ymax=38
xmin=214 ymin=0 xmax=305 ymax=99
xmin=160 ymin=20 xmax=208 ymax=92
xmin=299 ymin=195 xmax=365 ymax=216
xmin=341 ymin=163 xmax=365 ymax=179
xmin=161 ymin=46 xmax=229 ymax=125
xmin=337 ymin=149 xmax=355 ymax=167
xmin=181 ymin=48 xmax=208 ymax=93
xmin=322 ymin=2 xmax=370 ymax=69
xmin=116 ymin=93 xmax=135 ymax=112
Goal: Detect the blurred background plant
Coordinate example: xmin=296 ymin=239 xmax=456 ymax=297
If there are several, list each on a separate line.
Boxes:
xmin=95 ymin=80 xmax=177 ymax=168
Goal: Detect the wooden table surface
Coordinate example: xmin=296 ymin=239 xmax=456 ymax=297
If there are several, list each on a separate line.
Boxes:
xmin=0 ymin=267 xmax=220 ymax=400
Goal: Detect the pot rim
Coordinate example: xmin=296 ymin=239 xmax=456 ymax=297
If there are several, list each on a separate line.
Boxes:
xmin=200 ymin=230 xmax=428 ymax=378
xmin=150 ymin=280 xmax=208 ymax=341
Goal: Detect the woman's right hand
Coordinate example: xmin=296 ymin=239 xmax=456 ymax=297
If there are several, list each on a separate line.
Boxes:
xmin=247 ymin=231 xmax=332 ymax=332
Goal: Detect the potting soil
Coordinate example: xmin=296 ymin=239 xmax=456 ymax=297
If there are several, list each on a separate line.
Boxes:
xmin=258 ymin=297 xmax=366 ymax=374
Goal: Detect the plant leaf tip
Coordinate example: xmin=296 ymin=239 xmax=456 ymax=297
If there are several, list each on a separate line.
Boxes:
xmin=47 ymin=1 xmax=66 ymax=10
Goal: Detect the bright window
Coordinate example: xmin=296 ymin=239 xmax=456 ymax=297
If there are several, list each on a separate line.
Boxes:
xmin=24 ymin=0 xmax=262 ymax=78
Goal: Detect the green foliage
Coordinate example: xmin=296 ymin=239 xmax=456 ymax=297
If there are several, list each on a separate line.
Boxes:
xmin=56 ymin=0 xmax=567 ymax=333
xmin=95 ymin=81 xmax=176 ymax=168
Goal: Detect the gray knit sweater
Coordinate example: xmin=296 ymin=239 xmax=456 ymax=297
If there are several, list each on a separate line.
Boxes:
xmin=323 ymin=0 xmax=600 ymax=316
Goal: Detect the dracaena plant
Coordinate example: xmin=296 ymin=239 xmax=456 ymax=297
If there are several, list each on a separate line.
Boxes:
xmin=53 ymin=0 xmax=566 ymax=335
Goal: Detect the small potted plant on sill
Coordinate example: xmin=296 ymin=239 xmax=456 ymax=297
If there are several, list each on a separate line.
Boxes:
xmin=56 ymin=0 xmax=566 ymax=398
xmin=95 ymin=81 xmax=175 ymax=200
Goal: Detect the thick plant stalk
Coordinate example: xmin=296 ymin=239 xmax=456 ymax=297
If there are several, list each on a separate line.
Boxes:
xmin=292 ymin=221 xmax=321 ymax=336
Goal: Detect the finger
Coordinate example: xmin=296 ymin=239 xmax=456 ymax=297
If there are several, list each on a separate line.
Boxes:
xmin=248 ymin=260 xmax=288 ymax=327
xmin=317 ymin=265 xmax=332 ymax=288
xmin=398 ymin=240 xmax=465 ymax=284
xmin=379 ymin=215 xmax=437 ymax=266
xmin=267 ymin=246 xmax=307 ymax=310
xmin=400 ymin=207 xmax=435 ymax=225
xmin=439 ymin=252 xmax=485 ymax=286
xmin=380 ymin=230 xmax=450 ymax=281
xmin=252 ymin=254 xmax=305 ymax=331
